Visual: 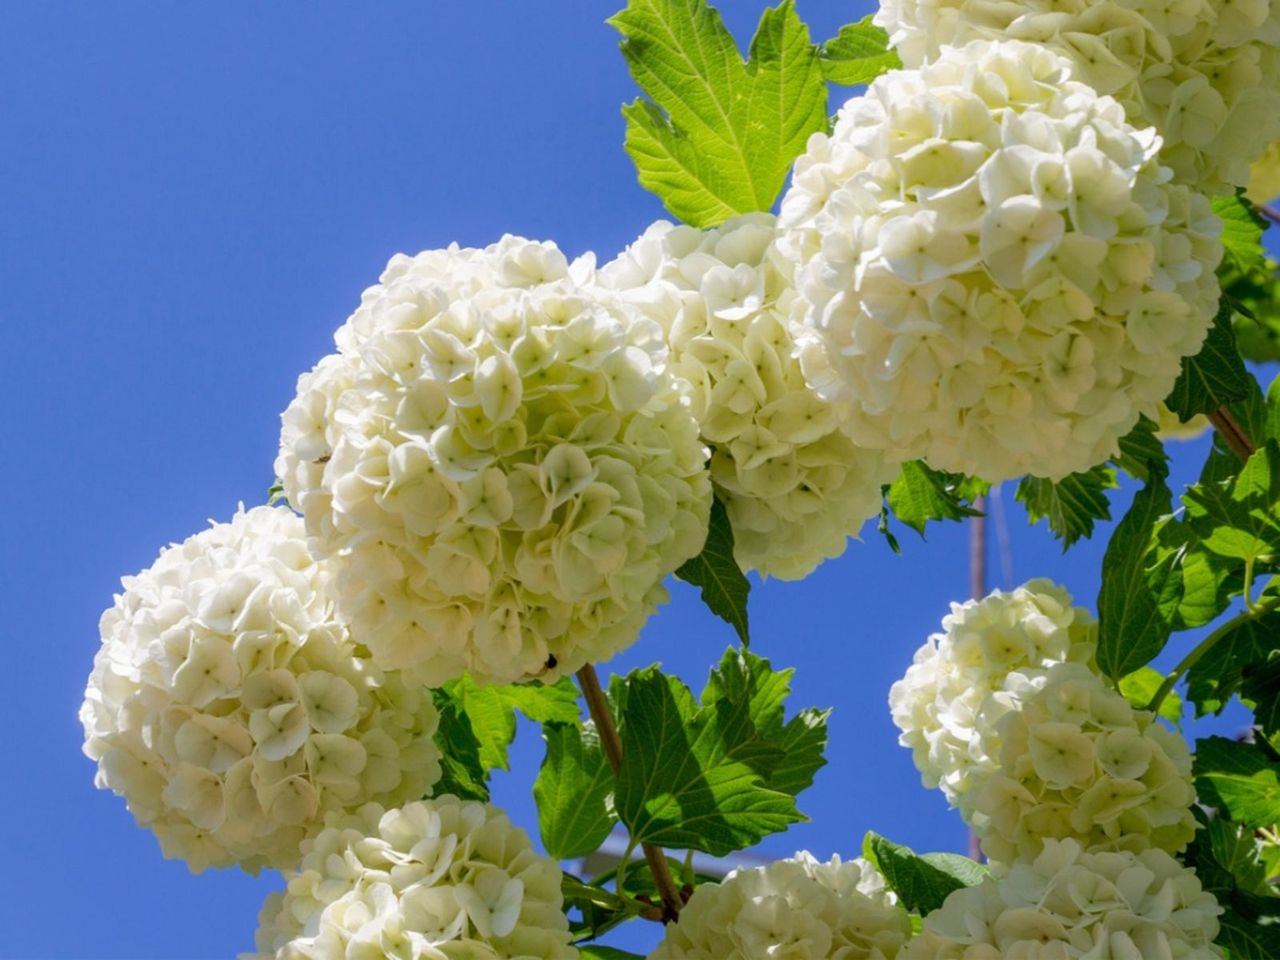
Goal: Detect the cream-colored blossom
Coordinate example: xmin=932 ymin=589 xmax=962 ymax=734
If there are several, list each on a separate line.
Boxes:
xmin=603 ymin=215 xmax=896 ymax=579
xmin=80 ymin=506 xmax=441 ymax=873
xmin=779 ymin=40 xmax=1222 ymax=482
xmin=876 ymin=0 xmax=1280 ymax=195
xmin=901 ymin=839 xmax=1223 ymax=959
xmin=1248 ymin=139 xmax=1280 ymax=203
xmin=246 ymin=796 xmax=577 ymax=960
xmin=1154 ymin=402 xmax=1211 ymax=441
xmin=650 ymin=852 xmax=911 ymax=960
xmin=276 ymin=236 xmax=711 ymax=687
xmin=889 ymin=579 xmax=1097 ymax=800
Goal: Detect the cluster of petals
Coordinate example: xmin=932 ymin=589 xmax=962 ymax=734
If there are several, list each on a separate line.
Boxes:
xmin=889 ymin=579 xmax=1097 ymax=801
xmin=248 ymin=796 xmax=576 ymax=960
xmin=875 ymin=0 xmax=1280 ymax=195
xmin=901 ymin=838 xmax=1223 ymax=959
xmin=1249 ymin=139 xmax=1280 ymax=203
xmin=80 ymin=505 xmax=441 ymax=872
xmin=778 ymin=40 xmax=1222 ymax=482
xmin=276 ymin=236 xmax=711 ymax=687
xmin=962 ymin=661 xmax=1197 ymax=863
xmin=602 ymin=214 xmax=896 ymax=579
xmin=649 ymin=852 xmax=912 ymax=959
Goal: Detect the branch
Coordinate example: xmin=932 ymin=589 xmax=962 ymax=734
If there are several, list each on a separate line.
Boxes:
xmin=576 ymin=664 xmax=685 ymax=923
xmin=1258 ymin=203 xmax=1280 ymax=227
xmin=1208 ymin=406 xmax=1257 ymax=463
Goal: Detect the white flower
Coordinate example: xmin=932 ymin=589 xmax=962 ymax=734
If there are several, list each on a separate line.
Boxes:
xmin=602 ymin=214 xmax=897 ymax=579
xmin=276 ymin=236 xmax=712 ymax=687
xmin=1248 ymin=139 xmax=1280 ymax=203
xmin=961 ymin=662 xmax=1197 ymax=862
xmin=890 ymin=579 xmax=1097 ymax=800
xmin=246 ymin=796 xmax=578 ymax=960
xmin=876 ymin=0 xmax=1280 ymax=196
xmin=79 ymin=505 xmax=441 ymax=873
xmin=901 ymin=839 xmax=1224 ymax=959
xmin=649 ymin=852 xmax=912 ymax=960
xmin=778 ymin=40 xmax=1222 ymax=482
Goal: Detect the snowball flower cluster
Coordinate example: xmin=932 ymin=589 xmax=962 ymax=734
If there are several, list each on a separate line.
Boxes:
xmin=779 ymin=40 xmax=1222 ymax=482
xmin=963 ymin=662 xmax=1196 ymax=862
xmin=248 ymin=796 xmax=577 ymax=960
xmin=649 ymin=852 xmax=912 ymax=960
xmin=603 ymin=214 xmax=895 ymax=579
xmin=890 ymin=579 xmax=1096 ymax=800
xmin=80 ymin=506 xmax=441 ymax=872
xmin=1249 ymin=139 xmax=1280 ymax=203
xmin=276 ymin=236 xmax=711 ymax=687
xmin=901 ymin=839 xmax=1223 ymax=959
xmin=876 ymin=0 xmax=1280 ymax=195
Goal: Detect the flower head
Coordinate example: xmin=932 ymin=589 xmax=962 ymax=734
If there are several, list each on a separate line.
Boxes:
xmin=80 ymin=506 xmax=441 ymax=872
xmin=247 ymin=796 xmax=577 ymax=960
xmin=779 ymin=40 xmax=1222 ymax=482
xmin=603 ymin=215 xmax=896 ymax=579
xmin=276 ymin=236 xmax=711 ymax=687
xmin=650 ymin=852 xmax=912 ymax=960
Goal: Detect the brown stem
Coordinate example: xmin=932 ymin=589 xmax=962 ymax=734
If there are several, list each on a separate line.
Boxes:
xmin=1208 ymin=406 xmax=1257 ymax=463
xmin=576 ymin=664 xmax=684 ymax=923
xmin=967 ymin=497 xmax=986 ymax=864
xmin=1258 ymin=203 xmax=1280 ymax=227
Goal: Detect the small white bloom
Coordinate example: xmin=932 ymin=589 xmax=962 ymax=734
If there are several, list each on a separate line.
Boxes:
xmin=650 ymin=852 xmax=912 ymax=959
xmin=247 ymin=796 xmax=577 ymax=960
xmin=80 ymin=506 xmax=441 ymax=873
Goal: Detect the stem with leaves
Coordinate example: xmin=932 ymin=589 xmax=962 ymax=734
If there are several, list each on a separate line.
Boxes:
xmin=575 ymin=664 xmax=685 ymax=922
xmin=1208 ymin=406 xmax=1257 ymax=462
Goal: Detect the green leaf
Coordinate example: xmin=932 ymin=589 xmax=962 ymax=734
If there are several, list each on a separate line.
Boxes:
xmin=1166 ymin=299 xmax=1253 ymax=419
xmin=534 ymin=722 xmax=616 ymax=860
xmin=1118 ymin=666 xmax=1183 ymax=725
xmin=1242 ymin=655 xmax=1280 ymax=738
xmin=611 ymin=0 xmax=828 ymax=227
xmin=1146 ymin=517 xmax=1236 ymax=631
xmin=1184 ymin=440 xmax=1280 ymax=568
xmin=1096 ymin=480 xmax=1181 ymax=679
xmin=430 ymin=690 xmax=490 ymax=801
xmin=885 ymin=460 xmax=984 ymax=538
xmin=1186 ymin=611 xmax=1280 ymax=717
xmin=676 ymin=497 xmax=751 ymax=645
xmin=1016 ymin=465 xmax=1118 ymax=549
xmin=1194 ymin=736 xmax=1280 ymax=829
xmin=1228 ymin=257 xmax=1280 ymax=364
xmin=818 ymin=16 xmax=900 ymax=86
xmin=1218 ymin=908 xmax=1280 ymax=960
xmin=863 ymin=832 xmax=987 ymax=915
xmin=1112 ymin=415 xmax=1169 ymax=483
xmin=442 ymin=675 xmax=581 ymax=774
xmin=614 ymin=651 xmax=828 ymax=856
xmin=266 ymin=478 xmax=286 ymax=505
xmin=1213 ymin=192 xmax=1267 ymax=276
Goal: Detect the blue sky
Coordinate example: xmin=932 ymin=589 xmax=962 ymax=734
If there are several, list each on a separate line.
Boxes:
xmin=0 ymin=2 xmax=1266 ymax=957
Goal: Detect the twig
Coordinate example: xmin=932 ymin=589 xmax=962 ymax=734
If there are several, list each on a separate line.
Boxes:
xmin=576 ymin=664 xmax=684 ymax=923
xmin=1208 ymin=406 xmax=1257 ymax=463
xmin=967 ymin=497 xmax=986 ymax=864
xmin=1258 ymin=203 xmax=1280 ymax=227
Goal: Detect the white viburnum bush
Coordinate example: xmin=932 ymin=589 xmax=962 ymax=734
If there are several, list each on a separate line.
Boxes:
xmin=602 ymin=214 xmax=897 ymax=579
xmin=900 ymin=839 xmax=1224 ymax=959
xmin=276 ymin=235 xmax=711 ymax=687
xmin=247 ymin=796 xmax=577 ymax=960
xmin=79 ymin=505 xmax=442 ymax=872
xmin=648 ymin=852 xmax=912 ymax=960
xmin=875 ymin=0 xmax=1280 ymax=195
xmin=778 ymin=39 xmax=1223 ymax=482
xmin=83 ymin=0 xmax=1280 ymax=956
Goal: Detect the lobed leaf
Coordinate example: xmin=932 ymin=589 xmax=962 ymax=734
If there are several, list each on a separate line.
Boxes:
xmin=1016 ymin=465 xmax=1117 ymax=549
xmin=863 ymin=832 xmax=986 ymax=915
xmin=676 ymin=496 xmax=751 ymax=645
xmin=534 ymin=722 xmax=616 ymax=860
xmin=818 ymin=16 xmax=900 ymax=86
xmin=1194 ymin=736 xmax=1280 ymax=829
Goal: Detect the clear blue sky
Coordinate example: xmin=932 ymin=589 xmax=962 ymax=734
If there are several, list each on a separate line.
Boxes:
xmin=0 ymin=3 xmax=1263 ymax=957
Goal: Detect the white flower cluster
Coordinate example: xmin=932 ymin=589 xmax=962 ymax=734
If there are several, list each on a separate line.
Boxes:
xmin=649 ymin=852 xmax=912 ymax=960
xmin=603 ymin=215 xmax=896 ymax=579
xmin=80 ymin=506 xmax=441 ymax=873
xmin=276 ymin=236 xmax=711 ymax=687
xmin=889 ymin=579 xmax=1096 ymax=800
xmin=779 ymin=40 xmax=1222 ymax=482
xmin=1249 ymin=139 xmax=1280 ymax=203
xmin=248 ymin=796 xmax=577 ymax=960
xmin=891 ymin=580 xmax=1195 ymax=864
xmin=901 ymin=839 xmax=1224 ymax=959
xmin=876 ymin=0 xmax=1280 ymax=195
xmin=965 ymin=662 xmax=1196 ymax=862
